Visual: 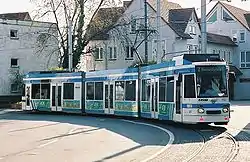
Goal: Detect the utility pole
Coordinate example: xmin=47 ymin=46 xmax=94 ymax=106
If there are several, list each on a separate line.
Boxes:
xmin=156 ymin=0 xmax=161 ymax=63
xmin=201 ymin=0 xmax=207 ymax=54
xmin=144 ymin=0 xmax=148 ymax=64
xmin=105 ymin=43 xmax=108 ymax=70
xmin=68 ymin=16 xmax=73 ymax=72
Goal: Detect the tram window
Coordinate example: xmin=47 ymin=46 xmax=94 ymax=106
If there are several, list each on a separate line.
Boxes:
xmin=142 ymin=79 xmax=150 ymax=101
xmin=184 ymin=75 xmax=196 ymax=98
xmin=166 ymin=77 xmax=174 ymax=102
xmin=21 ymin=84 xmax=25 ymax=96
xmin=115 ymin=81 xmax=125 ymax=100
xmin=125 ymin=80 xmax=136 ymax=101
xmin=159 ymin=78 xmax=167 ymax=102
xmin=63 ymin=83 xmax=74 ymax=99
xmin=86 ymin=82 xmax=94 ymax=100
xmin=41 ymin=84 xmax=50 ymax=99
xmin=95 ymin=82 xmax=103 ymax=100
xmin=31 ymin=84 xmax=40 ymax=99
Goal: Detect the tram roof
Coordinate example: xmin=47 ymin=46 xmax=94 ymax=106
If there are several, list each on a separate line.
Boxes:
xmin=182 ymin=54 xmax=222 ymax=62
xmin=25 ymin=70 xmax=84 ymax=79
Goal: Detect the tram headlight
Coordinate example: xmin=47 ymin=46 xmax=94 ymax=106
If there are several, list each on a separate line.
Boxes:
xmin=222 ymin=104 xmax=230 ymax=113
xmin=197 ymin=108 xmax=205 ymax=114
xmin=222 ymin=107 xmax=229 ymax=113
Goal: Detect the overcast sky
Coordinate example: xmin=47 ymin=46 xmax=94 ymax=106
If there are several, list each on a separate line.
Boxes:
xmin=0 ymin=0 xmax=249 ymax=20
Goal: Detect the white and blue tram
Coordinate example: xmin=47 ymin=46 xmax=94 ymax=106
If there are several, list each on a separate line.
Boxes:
xmin=22 ymin=54 xmax=230 ymax=125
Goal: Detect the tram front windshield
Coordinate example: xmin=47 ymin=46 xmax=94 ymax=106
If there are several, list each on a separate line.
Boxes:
xmin=196 ymin=65 xmax=228 ymax=98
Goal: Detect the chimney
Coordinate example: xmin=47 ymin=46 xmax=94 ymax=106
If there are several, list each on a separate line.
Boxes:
xmin=123 ymin=1 xmax=132 ymax=8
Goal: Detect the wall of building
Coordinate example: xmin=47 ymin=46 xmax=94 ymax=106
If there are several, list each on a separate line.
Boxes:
xmin=81 ymin=0 xmax=189 ymax=72
xmin=207 ymin=43 xmax=235 ymax=64
xmin=185 ymin=11 xmax=201 ymax=54
xmin=0 ymin=19 xmax=59 ymax=97
xmin=206 ymin=3 xmax=250 ymax=100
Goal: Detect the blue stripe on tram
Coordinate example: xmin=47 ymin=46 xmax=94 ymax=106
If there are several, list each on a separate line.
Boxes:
xmin=182 ymin=104 xmax=226 ymax=108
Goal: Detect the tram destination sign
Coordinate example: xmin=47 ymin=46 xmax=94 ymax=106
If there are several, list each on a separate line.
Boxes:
xmin=196 ymin=66 xmax=224 ymax=72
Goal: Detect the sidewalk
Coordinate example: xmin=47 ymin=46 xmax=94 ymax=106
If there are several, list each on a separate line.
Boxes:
xmin=0 ymin=109 xmax=21 ymax=115
xmin=230 ymin=101 xmax=250 ymax=107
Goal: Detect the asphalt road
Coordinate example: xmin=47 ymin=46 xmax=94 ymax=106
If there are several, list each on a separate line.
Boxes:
xmin=0 ymin=111 xmax=172 ymax=162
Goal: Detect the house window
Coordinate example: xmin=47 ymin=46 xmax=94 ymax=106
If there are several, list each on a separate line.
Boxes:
xmin=11 ymin=84 xmax=18 ymax=93
xmin=10 ymin=30 xmax=18 ymax=39
xmin=207 ymin=10 xmax=217 ymax=23
xmin=231 ymin=30 xmax=237 ymax=42
xmin=189 ymin=26 xmax=196 ymax=35
xmin=161 ymin=40 xmax=166 ymax=54
xmin=109 ymin=47 xmax=117 ymax=59
xmin=94 ymin=47 xmax=103 ymax=60
xmin=130 ymin=17 xmax=137 ymax=34
xmin=114 ymin=47 xmax=117 ymax=59
xmin=223 ymin=51 xmax=226 ymax=62
xmin=228 ymin=51 xmax=232 ymax=64
xmin=126 ymin=46 xmax=134 ymax=59
xmin=187 ymin=45 xmax=193 ymax=54
xmin=222 ymin=9 xmax=234 ymax=21
xmin=11 ymin=58 xmax=18 ymax=67
xmin=239 ymin=30 xmax=246 ymax=42
xmin=109 ymin=47 xmax=113 ymax=59
xmin=194 ymin=45 xmax=199 ymax=54
xmin=240 ymin=51 xmax=250 ymax=68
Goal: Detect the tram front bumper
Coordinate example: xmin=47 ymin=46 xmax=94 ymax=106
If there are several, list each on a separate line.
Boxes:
xmin=183 ymin=115 xmax=230 ymax=124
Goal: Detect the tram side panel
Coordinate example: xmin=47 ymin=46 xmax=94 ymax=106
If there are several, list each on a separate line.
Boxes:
xmin=85 ymin=70 xmax=139 ymax=117
xmin=85 ymin=80 xmax=139 ymax=117
xmin=22 ymin=72 xmax=84 ymax=113
xmin=140 ymin=64 xmax=178 ymax=121
xmin=61 ymin=81 xmax=82 ymax=114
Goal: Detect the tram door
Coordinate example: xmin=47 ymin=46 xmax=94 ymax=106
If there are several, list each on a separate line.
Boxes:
xmin=51 ymin=83 xmax=62 ymax=111
xmin=24 ymin=84 xmax=31 ymax=110
xmin=174 ymin=75 xmax=183 ymax=122
xmin=104 ymin=81 xmax=115 ymax=114
xmin=150 ymin=78 xmax=159 ymax=119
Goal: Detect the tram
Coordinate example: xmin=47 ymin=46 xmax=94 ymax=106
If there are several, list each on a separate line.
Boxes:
xmin=22 ymin=54 xmax=230 ymax=125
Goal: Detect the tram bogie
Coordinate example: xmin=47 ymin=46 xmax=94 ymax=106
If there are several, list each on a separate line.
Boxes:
xmin=22 ymin=54 xmax=231 ymax=125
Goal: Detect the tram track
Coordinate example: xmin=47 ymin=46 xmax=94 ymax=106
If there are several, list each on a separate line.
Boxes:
xmin=184 ymin=129 xmax=206 ymax=162
xmin=184 ymin=127 xmax=239 ymax=162
xmin=0 ymin=111 xmax=242 ymax=162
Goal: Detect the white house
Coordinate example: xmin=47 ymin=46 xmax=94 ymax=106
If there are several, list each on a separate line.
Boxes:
xmin=81 ymin=0 xmax=237 ymax=73
xmin=81 ymin=0 xmax=200 ymax=71
xmin=206 ymin=2 xmax=250 ymax=100
xmin=0 ymin=12 xmax=59 ymax=104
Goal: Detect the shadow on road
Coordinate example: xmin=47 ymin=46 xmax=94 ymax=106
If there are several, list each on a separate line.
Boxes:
xmin=0 ymin=111 xmax=171 ymax=161
xmin=2 ymin=110 xmax=244 ymax=162
xmin=234 ymin=122 xmax=250 ymax=141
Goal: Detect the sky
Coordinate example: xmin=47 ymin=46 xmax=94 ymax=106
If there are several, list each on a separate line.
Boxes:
xmin=0 ymin=0 xmax=250 ymax=21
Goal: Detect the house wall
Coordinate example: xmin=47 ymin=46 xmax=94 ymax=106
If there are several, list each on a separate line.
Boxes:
xmin=0 ymin=19 xmax=59 ymax=98
xmin=206 ymin=3 xmax=250 ymax=100
xmin=185 ymin=12 xmax=201 ymax=54
xmin=207 ymin=43 xmax=235 ymax=64
xmin=82 ymin=1 xmax=188 ymax=72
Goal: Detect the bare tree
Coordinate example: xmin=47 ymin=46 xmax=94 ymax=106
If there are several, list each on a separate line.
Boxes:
xmin=30 ymin=0 xmax=119 ymax=68
xmin=9 ymin=68 xmax=25 ymax=94
xmin=106 ymin=14 xmax=158 ymax=67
